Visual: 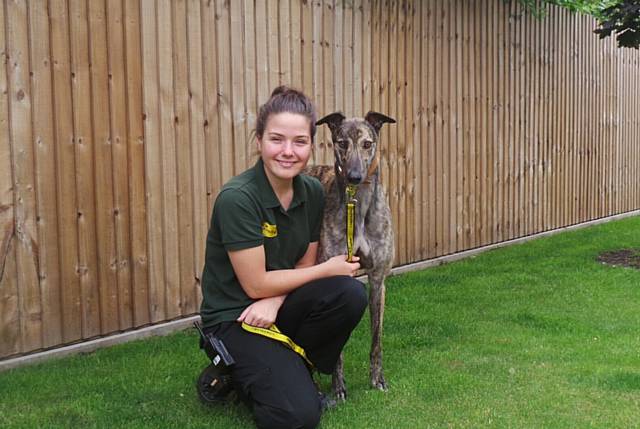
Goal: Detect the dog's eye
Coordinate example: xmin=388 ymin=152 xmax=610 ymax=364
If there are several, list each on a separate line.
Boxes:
xmin=336 ymin=139 xmax=348 ymax=149
xmin=362 ymin=140 xmax=373 ymax=149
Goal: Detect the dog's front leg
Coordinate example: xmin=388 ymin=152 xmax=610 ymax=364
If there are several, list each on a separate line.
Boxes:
xmin=368 ymin=272 xmax=387 ymax=391
xmin=331 ymin=352 xmax=347 ymax=400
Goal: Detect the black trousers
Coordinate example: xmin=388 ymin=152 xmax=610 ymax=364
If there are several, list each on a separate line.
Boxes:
xmin=206 ymin=276 xmax=367 ymax=429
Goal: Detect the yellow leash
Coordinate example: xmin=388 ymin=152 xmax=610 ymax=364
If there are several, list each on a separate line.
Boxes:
xmin=241 ymin=322 xmax=313 ymax=367
xmin=346 ymin=184 xmax=358 ymax=262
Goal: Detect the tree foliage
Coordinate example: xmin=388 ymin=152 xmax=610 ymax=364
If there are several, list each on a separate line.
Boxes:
xmin=517 ymin=0 xmax=640 ymax=49
xmin=594 ymin=1 xmax=640 ymax=49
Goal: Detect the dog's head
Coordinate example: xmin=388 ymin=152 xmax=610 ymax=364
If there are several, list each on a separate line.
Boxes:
xmin=316 ymin=111 xmax=396 ymax=185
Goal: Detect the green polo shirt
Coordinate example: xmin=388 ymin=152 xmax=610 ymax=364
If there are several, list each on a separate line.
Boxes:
xmin=200 ymin=159 xmax=324 ymax=328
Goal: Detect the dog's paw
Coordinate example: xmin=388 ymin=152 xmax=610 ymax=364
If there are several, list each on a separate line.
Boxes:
xmin=371 ymin=375 xmax=388 ymax=392
xmin=333 ymin=387 xmax=348 ymax=402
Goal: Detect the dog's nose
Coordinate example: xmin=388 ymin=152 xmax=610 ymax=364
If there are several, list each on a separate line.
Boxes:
xmin=346 ymin=173 xmax=362 ymax=184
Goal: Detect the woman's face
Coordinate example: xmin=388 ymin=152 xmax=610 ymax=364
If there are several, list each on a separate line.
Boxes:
xmin=257 ymin=112 xmax=313 ymax=185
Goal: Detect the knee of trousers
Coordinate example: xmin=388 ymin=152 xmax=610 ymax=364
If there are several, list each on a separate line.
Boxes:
xmin=253 ymin=397 xmax=321 ymax=429
xmin=245 ymin=367 xmax=321 ymax=429
xmin=333 ymin=276 xmax=368 ymax=322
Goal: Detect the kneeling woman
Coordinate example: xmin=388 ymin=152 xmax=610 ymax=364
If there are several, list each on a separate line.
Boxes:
xmin=200 ymin=86 xmax=367 ymax=429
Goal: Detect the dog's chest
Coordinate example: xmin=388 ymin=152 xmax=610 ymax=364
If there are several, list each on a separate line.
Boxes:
xmin=318 ymin=185 xmax=392 ymax=268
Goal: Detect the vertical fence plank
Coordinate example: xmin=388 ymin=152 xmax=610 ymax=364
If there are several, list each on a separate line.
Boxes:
xmin=493 ymin=0 xmax=503 ymax=243
xmin=433 ymin=0 xmax=444 ymax=256
xmin=310 ymin=0 xmax=323 ymax=164
xmin=439 ymin=0 xmax=449 ymax=254
xmin=333 ymin=0 xmax=343 ymax=115
xmin=544 ymin=2 xmax=552 ymax=231
xmin=124 ymin=0 xmax=149 ymax=327
xmin=506 ymin=1 xmax=515 ymax=240
xmin=29 ymin=0 xmax=62 ymax=347
xmin=421 ymin=0 xmax=433 ymax=259
xmin=7 ymin=0 xmax=43 ymax=351
xmin=88 ymin=0 xmax=119 ymax=333
xmin=461 ymin=0 xmax=471 ymax=250
xmin=0 ymin=0 xmax=21 ymax=357
xmin=389 ymin=0 xmax=401 ymax=263
xmin=254 ymin=0 xmax=269 ymax=114
xmin=243 ymin=0 xmax=258 ymax=164
xmin=187 ymin=0 xmax=206 ymax=311
xmin=353 ymin=0 xmax=363 ymax=116
xmin=537 ymin=6 xmax=545 ymax=231
xmin=560 ymin=6 xmax=568 ymax=227
xmin=403 ymin=0 xmax=413 ymax=262
xmin=279 ymin=0 xmax=291 ymax=86
xmin=361 ymin=0 xmax=372 ymax=114
xmin=369 ymin=0 xmax=380 ymax=203
xmin=396 ymin=0 xmax=407 ymax=264
xmin=514 ymin=5 xmax=524 ymax=237
xmin=550 ymin=4 xmax=558 ymax=229
xmin=346 ymin=0 xmax=356 ymax=117
xmin=266 ymin=0 xmax=279 ymax=91
xmin=229 ymin=0 xmax=247 ymax=174
xmin=480 ymin=0 xmax=491 ymax=246
xmin=50 ymin=0 xmax=81 ymax=342
xmin=291 ymin=0 xmax=302 ymax=89
xmin=172 ymin=0 xmax=196 ymax=316
xmin=141 ymin=0 xmax=165 ymax=323
xmin=69 ymin=0 xmax=101 ymax=337
xmin=201 ymin=0 xmax=220 ymax=215
xmin=330 ymin=1 xmax=344 ymax=117
xmin=301 ymin=0 xmax=313 ymax=95
xmin=453 ymin=0 xmax=463 ymax=252
xmin=321 ymin=0 xmax=335 ymax=164
xmin=157 ymin=0 xmax=180 ymax=320
xmin=106 ymin=0 xmax=133 ymax=329
xmin=527 ymin=10 xmax=537 ymax=235
xmin=378 ymin=0 xmax=390 ymax=243
xmin=406 ymin=0 xmax=417 ymax=261
xmin=215 ymin=0 xmax=234 ymax=182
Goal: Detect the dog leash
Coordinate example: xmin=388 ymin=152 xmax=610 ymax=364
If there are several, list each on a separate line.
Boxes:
xmin=346 ymin=184 xmax=358 ymax=262
xmin=241 ymin=322 xmax=313 ymax=367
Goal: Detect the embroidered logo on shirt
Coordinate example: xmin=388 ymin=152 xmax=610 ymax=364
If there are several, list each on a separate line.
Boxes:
xmin=262 ymin=222 xmax=278 ymax=238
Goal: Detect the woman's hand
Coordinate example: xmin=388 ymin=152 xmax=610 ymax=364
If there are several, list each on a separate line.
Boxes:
xmin=323 ymin=255 xmax=361 ymax=277
xmin=237 ymin=295 xmax=286 ymax=328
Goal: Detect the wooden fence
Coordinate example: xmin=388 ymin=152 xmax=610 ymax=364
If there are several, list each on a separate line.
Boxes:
xmin=1 ymin=0 xmax=639 ymax=360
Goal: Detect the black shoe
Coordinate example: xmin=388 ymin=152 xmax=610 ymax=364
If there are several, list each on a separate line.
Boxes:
xmin=196 ymin=363 xmax=235 ymax=405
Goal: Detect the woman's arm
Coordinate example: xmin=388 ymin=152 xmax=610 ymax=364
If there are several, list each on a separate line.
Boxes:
xmin=235 ymin=242 xmax=323 ymax=327
xmin=295 ymin=241 xmax=318 ymax=269
xmin=228 ymin=244 xmax=359 ymax=299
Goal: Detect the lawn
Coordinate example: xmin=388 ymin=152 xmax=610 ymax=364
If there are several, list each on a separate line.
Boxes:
xmin=1 ymin=216 xmax=639 ymax=428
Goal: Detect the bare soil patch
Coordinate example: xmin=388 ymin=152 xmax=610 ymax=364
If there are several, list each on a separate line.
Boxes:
xmin=596 ymin=249 xmax=640 ymax=270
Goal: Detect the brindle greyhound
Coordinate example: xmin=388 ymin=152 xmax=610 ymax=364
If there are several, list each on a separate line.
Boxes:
xmin=305 ymin=111 xmax=396 ymax=400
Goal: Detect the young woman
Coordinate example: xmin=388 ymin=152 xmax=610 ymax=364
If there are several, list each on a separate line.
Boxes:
xmin=200 ymin=86 xmax=367 ymax=429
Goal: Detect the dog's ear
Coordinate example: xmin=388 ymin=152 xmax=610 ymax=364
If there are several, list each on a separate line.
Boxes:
xmin=364 ymin=111 xmax=396 ymax=134
xmin=316 ymin=112 xmax=346 ymax=135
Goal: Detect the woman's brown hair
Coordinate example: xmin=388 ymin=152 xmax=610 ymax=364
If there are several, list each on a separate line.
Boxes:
xmin=255 ymin=86 xmax=317 ymax=142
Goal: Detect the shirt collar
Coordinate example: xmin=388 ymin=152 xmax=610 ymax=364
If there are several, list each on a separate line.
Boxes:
xmin=254 ymin=158 xmax=307 ymax=210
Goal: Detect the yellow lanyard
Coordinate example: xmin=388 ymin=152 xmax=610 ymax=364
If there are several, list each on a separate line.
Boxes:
xmin=346 ymin=184 xmax=357 ymax=262
xmin=241 ymin=322 xmax=313 ymax=367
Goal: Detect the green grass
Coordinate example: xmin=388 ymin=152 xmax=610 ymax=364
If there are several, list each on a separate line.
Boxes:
xmin=2 ymin=216 xmax=640 ymax=428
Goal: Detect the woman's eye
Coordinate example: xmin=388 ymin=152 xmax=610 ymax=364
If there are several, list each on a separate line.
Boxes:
xmin=362 ymin=140 xmax=372 ymax=149
xmin=294 ymin=139 xmax=309 ymax=146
